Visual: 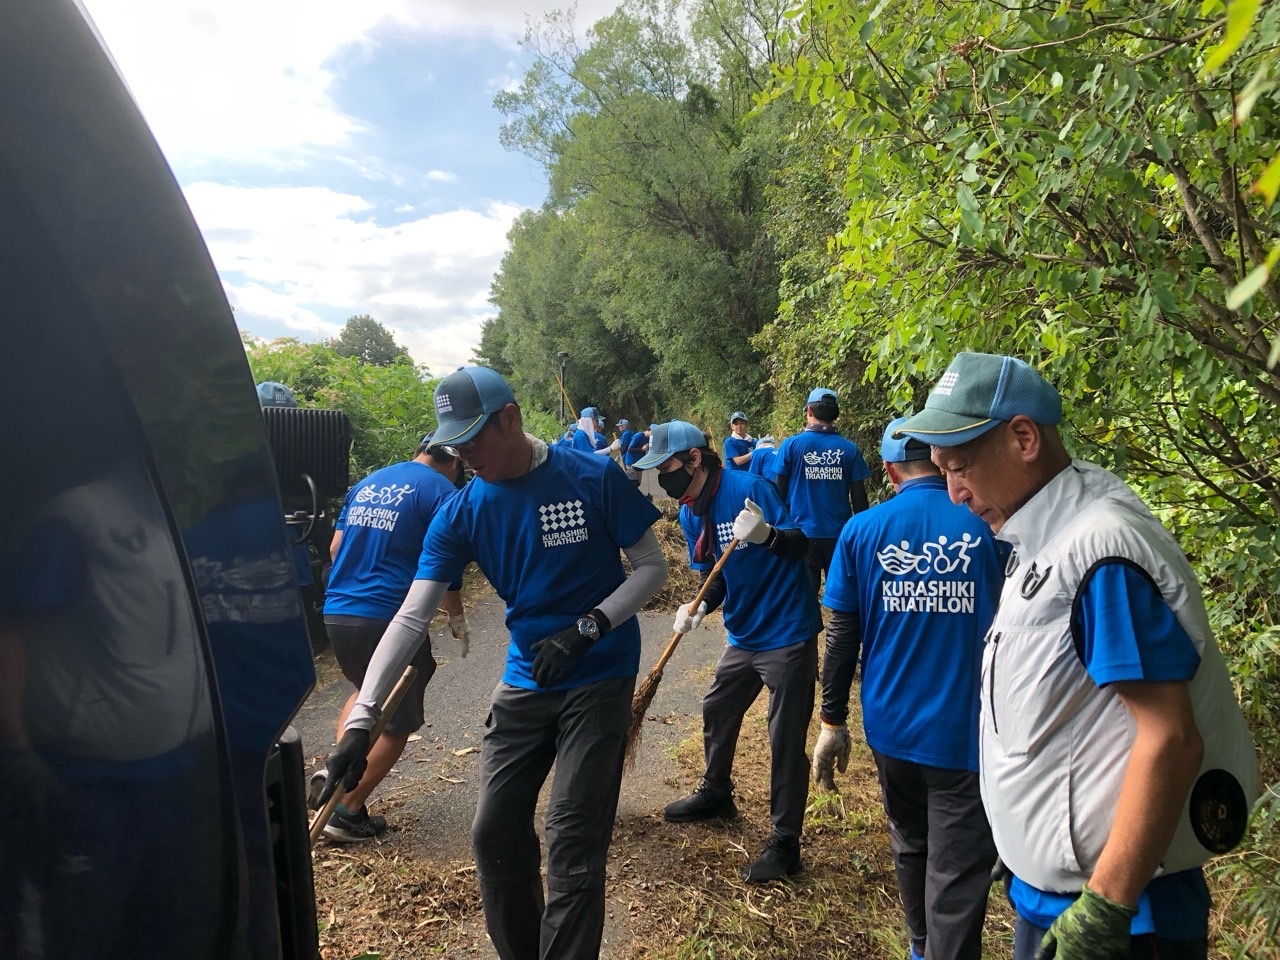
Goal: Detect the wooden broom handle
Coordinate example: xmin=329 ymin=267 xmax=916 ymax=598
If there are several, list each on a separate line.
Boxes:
xmin=649 ymin=538 xmax=739 ymax=676
xmin=308 ymin=664 xmax=418 ymax=847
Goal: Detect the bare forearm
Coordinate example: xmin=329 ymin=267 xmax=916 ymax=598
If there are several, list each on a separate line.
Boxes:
xmin=1089 ymin=718 xmax=1203 ymax=905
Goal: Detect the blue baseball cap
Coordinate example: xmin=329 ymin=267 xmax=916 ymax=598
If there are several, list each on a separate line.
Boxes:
xmin=432 ymin=366 xmax=517 ymax=445
xmin=729 ymin=411 xmax=748 ymax=424
xmin=896 ymin=353 xmax=1062 ymax=447
xmin=618 ymin=418 xmax=630 ymax=427
xmin=256 ymin=381 xmax=297 ymax=408
xmin=634 ymin=420 xmax=707 ymax=470
xmin=806 ymin=387 xmax=838 ymax=406
xmin=880 ymin=417 xmax=933 ymax=463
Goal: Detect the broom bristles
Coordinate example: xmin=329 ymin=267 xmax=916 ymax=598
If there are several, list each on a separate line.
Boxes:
xmin=624 ymin=664 xmax=665 ymax=765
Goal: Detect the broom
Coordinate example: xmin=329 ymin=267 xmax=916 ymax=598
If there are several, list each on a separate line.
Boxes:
xmin=308 ymin=664 xmax=418 ymax=848
xmin=625 ymin=538 xmax=738 ymax=764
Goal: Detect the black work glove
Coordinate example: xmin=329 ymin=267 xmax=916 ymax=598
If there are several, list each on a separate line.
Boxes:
xmin=315 ymin=728 xmax=370 ymax=807
xmin=530 ymin=626 xmax=593 ymax=688
xmin=1 ymin=748 xmax=66 ymax=876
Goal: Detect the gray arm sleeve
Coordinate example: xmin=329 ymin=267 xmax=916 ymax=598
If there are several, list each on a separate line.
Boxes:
xmin=595 ymin=528 xmax=667 ymax=630
xmin=344 ymin=578 xmax=450 ymax=732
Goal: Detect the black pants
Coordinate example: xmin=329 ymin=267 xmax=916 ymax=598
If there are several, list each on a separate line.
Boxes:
xmin=702 ymin=638 xmax=817 ymax=839
xmin=872 ymin=751 xmax=995 ymax=960
xmin=805 ymin=537 xmax=837 ymax=598
xmin=471 ymin=675 xmax=634 ymax=960
xmin=324 ymin=615 xmax=435 ymax=734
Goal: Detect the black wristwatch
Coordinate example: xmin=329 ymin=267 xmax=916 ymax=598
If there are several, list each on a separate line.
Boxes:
xmin=576 ymin=609 xmax=611 ymax=642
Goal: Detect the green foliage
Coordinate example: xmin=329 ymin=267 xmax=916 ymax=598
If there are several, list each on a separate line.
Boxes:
xmin=761 ymin=3 xmax=1280 ymax=948
xmin=488 ymin=0 xmax=798 ymax=425
xmin=330 ymin=314 xmax=410 ymax=367
xmin=245 ymin=337 xmax=438 ymax=477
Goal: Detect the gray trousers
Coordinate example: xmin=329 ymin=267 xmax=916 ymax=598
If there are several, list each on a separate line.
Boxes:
xmin=872 ymin=751 xmax=996 ymax=960
xmin=702 ymin=638 xmax=817 ymax=839
xmin=472 ymin=675 xmax=634 ymax=960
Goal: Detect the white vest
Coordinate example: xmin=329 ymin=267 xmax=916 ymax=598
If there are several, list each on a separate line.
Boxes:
xmin=981 ymin=461 xmax=1258 ymax=893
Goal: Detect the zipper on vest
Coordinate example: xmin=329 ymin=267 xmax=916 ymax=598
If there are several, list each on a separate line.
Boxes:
xmin=987 ymin=632 xmax=1001 ymax=735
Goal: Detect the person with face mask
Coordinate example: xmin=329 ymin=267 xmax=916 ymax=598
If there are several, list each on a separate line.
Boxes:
xmin=634 ymin=421 xmax=822 ymax=883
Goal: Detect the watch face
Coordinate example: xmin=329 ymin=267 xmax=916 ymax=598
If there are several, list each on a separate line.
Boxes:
xmin=577 ymin=617 xmax=599 ymax=638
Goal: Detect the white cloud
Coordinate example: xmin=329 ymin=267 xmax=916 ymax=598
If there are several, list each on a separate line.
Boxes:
xmin=82 ymin=0 xmax=623 ymax=164
xmin=425 ymin=170 xmax=458 ymax=183
xmin=184 ymin=183 xmax=524 ymax=374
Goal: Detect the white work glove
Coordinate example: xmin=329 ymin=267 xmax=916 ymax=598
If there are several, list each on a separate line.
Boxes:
xmin=732 ymin=498 xmax=771 ymax=545
xmin=811 ymin=722 xmax=851 ymax=791
xmin=609 ymin=438 xmax=622 ymax=452
xmin=672 ymin=600 xmax=708 ymax=635
xmin=448 ymin=614 xmax=471 ymax=658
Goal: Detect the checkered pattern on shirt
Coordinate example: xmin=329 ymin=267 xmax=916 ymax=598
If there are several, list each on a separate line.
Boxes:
xmin=539 ymin=500 xmax=586 ymax=532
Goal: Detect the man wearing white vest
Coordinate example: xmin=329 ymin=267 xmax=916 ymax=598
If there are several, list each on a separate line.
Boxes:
xmin=896 ymin=353 xmax=1258 ymax=960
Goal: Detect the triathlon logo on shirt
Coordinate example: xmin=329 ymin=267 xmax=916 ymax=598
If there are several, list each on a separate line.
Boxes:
xmin=802 ymin=447 xmax=845 ymax=480
xmin=540 ymin=500 xmax=589 ymax=548
xmin=715 ymin=521 xmax=749 ymax=552
xmin=347 ymin=482 xmax=415 ymax=532
xmin=876 ymin=534 xmax=980 ymax=614
xmin=354 ymin=482 xmax=414 ymax=506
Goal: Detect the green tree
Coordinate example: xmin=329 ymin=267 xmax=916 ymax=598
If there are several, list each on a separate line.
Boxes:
xmin=491 ymin=0 xmax=798 ymax=423
xmin=330 ymin=314 xmax=410 ymax=367
xmin=246 ymin=337 xmax=437 ymax=476
xmin=763 ymin=3 xmax=1280 ymax=949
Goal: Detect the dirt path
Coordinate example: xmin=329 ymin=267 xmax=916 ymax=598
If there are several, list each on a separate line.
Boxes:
xmin=300 ymin=595 xmax=726 ymax=958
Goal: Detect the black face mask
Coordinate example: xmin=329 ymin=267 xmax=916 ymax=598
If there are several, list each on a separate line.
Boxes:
xmin=658 ymin=464 xmax=694 ymax=499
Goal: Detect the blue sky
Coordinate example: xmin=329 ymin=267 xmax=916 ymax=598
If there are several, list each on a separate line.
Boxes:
xmin=81 ymin=0 xmax=618 ymax=373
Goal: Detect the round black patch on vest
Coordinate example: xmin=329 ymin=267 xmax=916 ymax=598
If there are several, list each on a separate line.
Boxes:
xmin=1189 ymin=769 xmax=1249 ymax=853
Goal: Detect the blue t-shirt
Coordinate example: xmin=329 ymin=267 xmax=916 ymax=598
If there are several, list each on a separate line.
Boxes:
xmin=772 ymin=427 xmax=871 ymax=539
xmin=570 ymin=430 xmax=598 ymax=455
xmin=324 ymin=461 xmax=457 ymax=621
xmin=822 ymin=476 xmax=1001 ymax=770
xmin=679 ymin=469 xmax=822 ymax=650
xmin=748 ymin=447 xmax=777 ymax=478
xmin=723 ymin=434 xmax=756 ymax=470
xmin=415 ymin=446 xmax=660 ymax=691
xmin=594 ymin=433 xmax=609 ymax=451
xmin=623 ymin=432 xmax=649 ymax=467
xmin=618 ymin=429 xmax=635 ymax=457
xmin=1008 ymin=562 xmax=1206 ymax=938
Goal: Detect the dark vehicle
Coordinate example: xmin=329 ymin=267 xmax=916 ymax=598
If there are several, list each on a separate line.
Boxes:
xmin=2 ymin=3 xmax=322 ymax=958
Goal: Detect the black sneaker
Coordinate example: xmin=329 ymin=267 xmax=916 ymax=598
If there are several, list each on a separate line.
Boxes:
xmin=323 ymin=805 xmax=388 ymax=843
xmin=741 ymin=832 xmax=802 ymax=883
xmin=663 ymin=784 xmax=738 ymax=823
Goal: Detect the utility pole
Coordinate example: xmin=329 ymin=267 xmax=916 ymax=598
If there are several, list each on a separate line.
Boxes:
xmin=557 ymin=351 xmax=568 ymax=422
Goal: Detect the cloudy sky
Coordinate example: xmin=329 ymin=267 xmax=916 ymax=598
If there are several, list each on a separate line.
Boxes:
xmin=81 ymin=0 xmax=618 ymax=373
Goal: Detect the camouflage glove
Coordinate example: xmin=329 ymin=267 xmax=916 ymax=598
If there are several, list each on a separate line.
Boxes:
xmin=1035 ymin=885 xmax=1135 ymax=960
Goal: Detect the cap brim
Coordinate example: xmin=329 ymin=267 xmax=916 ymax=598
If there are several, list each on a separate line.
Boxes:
xmin=432 ymin=412 xmax=489 ymax=446
xmin=632 ymin=448 xmax=676 ymax=470
xmin=894 ymin=409 xmax=1001 ymax=447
